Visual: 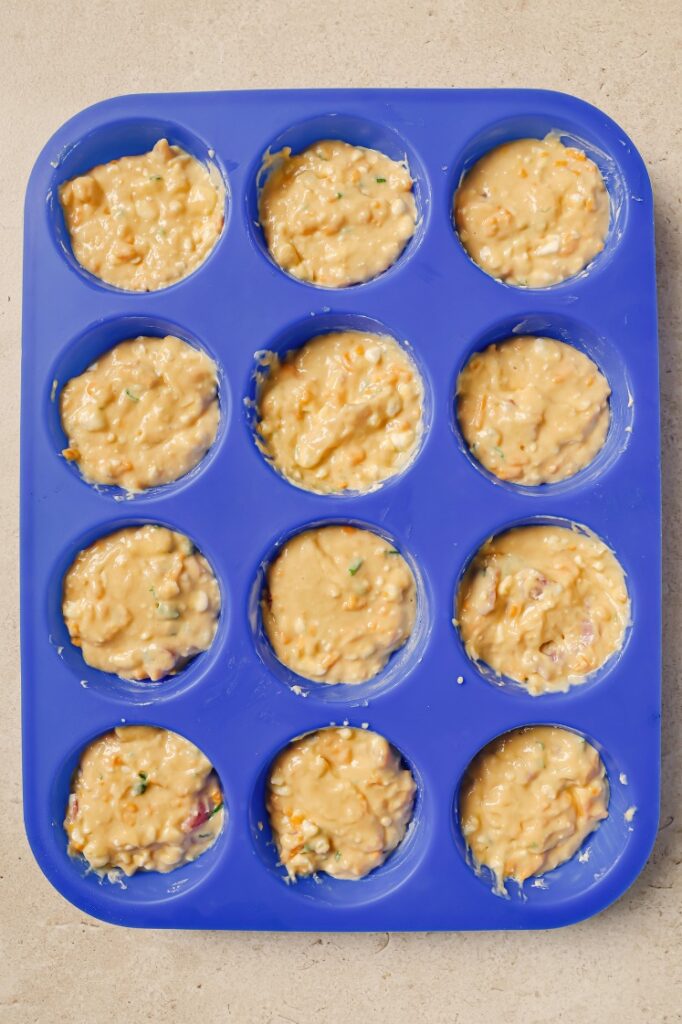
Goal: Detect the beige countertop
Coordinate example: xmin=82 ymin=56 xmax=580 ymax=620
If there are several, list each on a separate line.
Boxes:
xmin=1 ymin=1 xmax=680 ymax=1021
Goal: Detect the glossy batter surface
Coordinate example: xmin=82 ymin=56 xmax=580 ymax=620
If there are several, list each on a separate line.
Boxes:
xmin=61 ymin=335 xmax=220 ymax=492
xmin=59 ymin=139 xmax=224 ymax=291
xmin=256 ymin=330 xmax=423 ymax=493
xmin=266 ymin=727 xmax=416 ymax=880
xmin=456 ymin=525 xmax=629 ymax=694
xmin=457 ymin=335 xmax=610 ymax=485
xmin=460 ymin=726 xmax=609 ymax=891
xmin=262 ymin=526 xmax=416 ymax=685
xmin=454 ymin=135 xmax=610 ymax=288
xmin=63 ymin=525 xmax=221 ymax=681
xmin=258 ymin=140 xmax=417 ymax=287
xmin=65 ymin=725 xmax=224 ymax=876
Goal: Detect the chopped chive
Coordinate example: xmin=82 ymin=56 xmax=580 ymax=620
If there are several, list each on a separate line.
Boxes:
xmin=375 ymin=177 xmax=387 ymax=183
xmin=125 ymin=388 xmax=140 ymax=402
xmin=149 ymin=175 xmax=163 ymax=181
xmin=336 ymin=192 xmax=343 ymax=199
xmin=133 ymin=771 xmax=148 ymax=795
xmin=348 ymin=557 xmax=363 ymax=576
xmin=335 ymin=850 xmax=342 ymax=861
xmin=494 ymin=446 xmax=505 ymax=459
xmin=197 ymin=832 xmax=212 ymax=839
xmin=207 ymin=801 xmax=223 ymax=820
xmin=386 ymin=548 xmax=400 ymax=555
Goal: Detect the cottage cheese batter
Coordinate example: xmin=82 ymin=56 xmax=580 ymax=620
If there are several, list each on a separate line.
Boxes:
xmin=454 ymin=135 xmax=610 ymax=288
xmin=60 ymin=335 xmax=220 ymax=491
xmin=262 ymin=526 xmax=416 ymax=685
xmin=456 ymin=525 xmax=629 ymax=694
xmin=457 ymin=335 xmax=610 ymax=485
xmin=258 ymin=140 xmax=417 ymax=287
xmin=256 ymin=330 xmax=423 ymax=493
xmin=65 ymin=725 xmax=224 ymax=876
xmin=59 ymin=139 xmax=224 ymax=291
xmin=266 ymin=727 xmax=416 ymax=880
xmin=63 ymin=525 xmax=221 ymax=681
xmin=460 ymin=726 xmax=609 ymax=891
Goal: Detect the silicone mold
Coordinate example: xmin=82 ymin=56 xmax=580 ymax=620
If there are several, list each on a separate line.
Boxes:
xmin=21 ymin=89 xmax=660 ymax=930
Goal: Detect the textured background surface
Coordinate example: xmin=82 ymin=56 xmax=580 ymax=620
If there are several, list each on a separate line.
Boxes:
xmin=1 ymin=1 xmax=680 ymax=1021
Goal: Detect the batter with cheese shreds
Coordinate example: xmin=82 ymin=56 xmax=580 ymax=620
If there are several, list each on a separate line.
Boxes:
xmin=60 ymin=335 xmax=220 ymax=492
xmin=267 ymin=727 xmax=416 ymax=880
xmin=63 ymin=525 xmax=221 ymax=681
xmin=259 ymin=140 xmax=417 ymax=287
xmin=456 ymin=525 xmax=629 ymax=695
xmin=59 ymin=138 xmax=224 ymax=291
xmin=262 ymin=526 xmax=416 ymax=685
xmin=256 ymin=330 xmax=423 ymax=493
xmin=454 ymin=134 xmax=610 ymax=288
xmin=457 ymin=336 xmax=610 ymax=485
xmin=65 ymin=725 xmax=224 ymax=876
xmin=460 ymin=726 xmax=609 ymax=892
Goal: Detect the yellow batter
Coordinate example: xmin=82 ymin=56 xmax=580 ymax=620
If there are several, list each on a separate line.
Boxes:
xmin=266 ymin=727 xmax=416 ymax=880
xmin=262 ymin=525 xmax=416 ymax=685
xmin=258 ymin=140 xmax=417 ymax=287
xmin=60 ymin=335 xmax=219 ymax=492
xmin=65 ymin=725 xmax=224 ymax=876
xmin=456 ymin=525 xmax=629 ymax=695
xmin=454 ymin=135 xmax=610 ymax=288
xmin=460 ymin=726 xmax=609 ymax=891
xmin=63 ymin=525 xmax=221 ymax=681
xmin=457 ymin=335 xmax=610 ymax=485
xmin=59 ymin=139 xmax=224 ymax=291
xmin=256 ymin=330 xmax=423 ymax=494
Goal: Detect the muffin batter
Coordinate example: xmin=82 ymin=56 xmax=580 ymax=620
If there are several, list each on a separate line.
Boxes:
xmin=266 ymin=727 xmax=416 ymax=880
xmin=258 ymin=140 xmax=417 ymax=287
xmin=256 ymin=330 xmax=423 ymax=493
xmin=460 ymin=726 xmax=609 ymax=891
xmin=262 ymin=525 xmax=416 ymax=685
xmin=63 ymin=525 xmax=221 ymax=681
xmin=59 ymin=138 xmax=224 ymax=291
xmin=456 ymin=525 xmax=629 ymax=694
xmin=454 ymin=134 xmax=610 ymax=288
xmin=457 ymin=335 xmax=610 ymax=485
xmin=60 ymin=335 xmax=219 ymax=492
xmin=65 ymin=725 xmax=224 ymax=876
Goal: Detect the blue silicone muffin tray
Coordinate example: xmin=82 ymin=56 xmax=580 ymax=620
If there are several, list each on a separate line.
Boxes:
xmin=21 ymin=89 xmax=660 ymax=931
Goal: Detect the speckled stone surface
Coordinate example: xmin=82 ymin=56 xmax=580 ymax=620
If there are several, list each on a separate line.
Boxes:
xmin=1 ymin=2 xmax=680 ymax=1021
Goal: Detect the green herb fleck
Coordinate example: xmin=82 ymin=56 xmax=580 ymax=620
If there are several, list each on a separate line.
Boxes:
xmin=197 ymin=832 xmax=212 ymax=839
xmin=207 ymin=801 xmax=223 ymax=820
xmin=375 ymin=177 xmax=387 ymax=183
xmin=303 ymin=844 xmax=313 ymax=853
xmin=149 ymin=585 xmax=158 ymax=599
xmin=385 ymin=548 xmax=400 ymax=555
xmin=348 ymin=557 xmax=363 ymax=576
xmin=335 ymin=850 xmax=342 ymax=861
xmin=336 ymin=192 xmax=343 ymax=199
xmin=494 ymin=446 xmax=505 ymax=459
xmin=156 ymin=602 xmax=180 ymax=620
xmin=149 ymin=175 xmax=163 ymax=181
xmin=125 ymin=388 xmax=140 ymax=402
xmin=133 ymin=771 xmax=148 ymax=795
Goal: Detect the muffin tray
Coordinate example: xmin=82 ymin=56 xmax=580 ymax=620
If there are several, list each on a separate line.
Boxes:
xmin=21 ymin=89 xmax=660 ymax=930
